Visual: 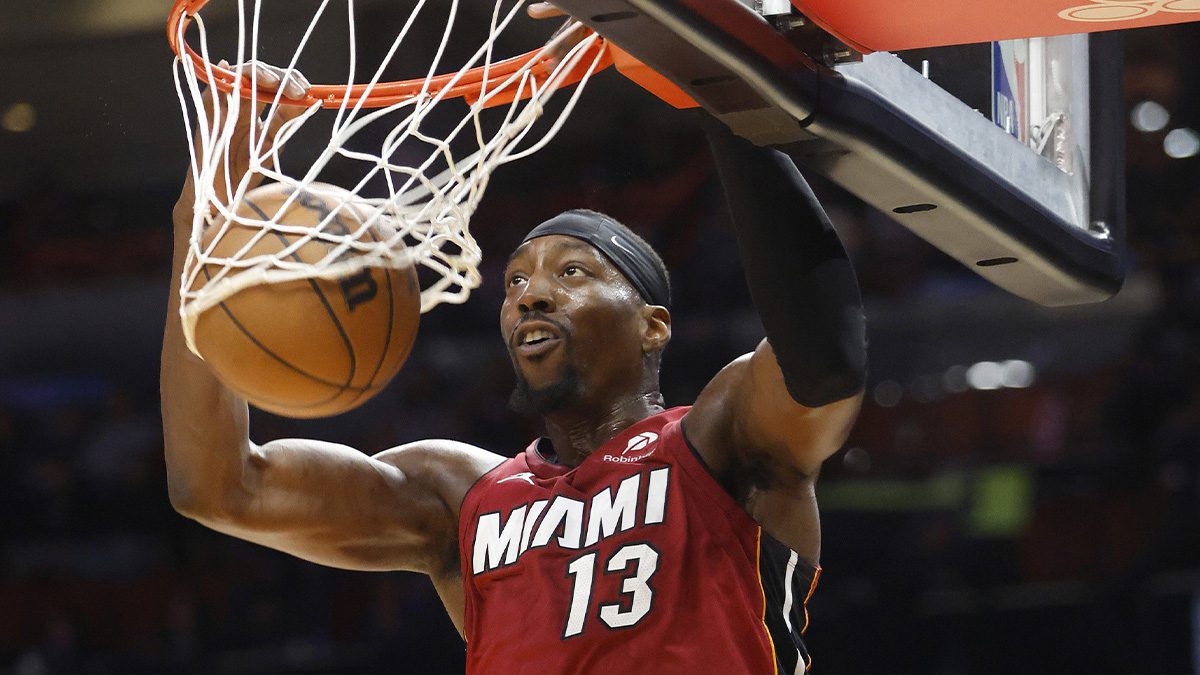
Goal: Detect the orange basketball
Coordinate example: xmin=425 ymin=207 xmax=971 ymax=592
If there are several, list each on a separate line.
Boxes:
xmin=192 ymin=182 xmax=420 ymax=418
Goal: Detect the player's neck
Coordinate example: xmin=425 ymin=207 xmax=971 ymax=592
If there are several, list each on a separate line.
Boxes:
xmin=540 ymin=391 xmax=665 ymax=467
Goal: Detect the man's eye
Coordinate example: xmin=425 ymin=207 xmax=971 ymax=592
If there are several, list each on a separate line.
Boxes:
xmin=507 ymin=275 xmax=526 ymax=287
xmin=563 ymin=265 xmax=581 ymax=276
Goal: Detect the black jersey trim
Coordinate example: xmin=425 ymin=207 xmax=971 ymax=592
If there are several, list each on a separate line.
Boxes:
xmin=755 ymin=528 xmax=781 ymax=674
xmin=679 ymin=417 xmax=716 ymax=477
xmin=759 ymin=531 xmax=820 ymax=675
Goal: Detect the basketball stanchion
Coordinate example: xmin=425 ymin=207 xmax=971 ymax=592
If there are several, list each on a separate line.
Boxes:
xmin=168 ymin=0 xmax=611 ymax=415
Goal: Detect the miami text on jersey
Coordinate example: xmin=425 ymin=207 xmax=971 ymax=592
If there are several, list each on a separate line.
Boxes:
xmin=471 ymin=467 xmax=670 ymax=575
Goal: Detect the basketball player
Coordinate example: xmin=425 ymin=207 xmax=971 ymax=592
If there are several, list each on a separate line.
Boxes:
xmin=162 ymin=62 xmax=866 ymax=674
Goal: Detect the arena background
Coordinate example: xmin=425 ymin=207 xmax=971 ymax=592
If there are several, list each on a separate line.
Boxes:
xmin=1 ymin=2 xmax=1199 ymax=673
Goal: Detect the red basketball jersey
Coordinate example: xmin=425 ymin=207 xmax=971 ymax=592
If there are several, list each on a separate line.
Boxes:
xmin=458 ymin=407 xmax=819 ymax=674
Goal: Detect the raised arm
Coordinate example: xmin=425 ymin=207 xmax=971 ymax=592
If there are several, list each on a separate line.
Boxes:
xmin=161 ymin=75 xmax=500 ymax=578
xmin=686 ymin=116 xmax=867 ymax=480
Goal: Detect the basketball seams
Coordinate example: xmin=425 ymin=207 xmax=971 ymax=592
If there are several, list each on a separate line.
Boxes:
xmin=338 ymin=229 xmax=399 ymax=409
xmin=193 ymin=184 xmax=419 ymax=417
xmin=201 ymin=263 xmax=376 ymax=395
xmin=298 ymin=272 xmax=358 ymax=393
xmin=245 ymin=194 xmax=360 ymax=398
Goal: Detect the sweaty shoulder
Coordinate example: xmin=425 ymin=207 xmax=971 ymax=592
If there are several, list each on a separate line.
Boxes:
xmin=372 ymin=440 xmax=506 ymax=522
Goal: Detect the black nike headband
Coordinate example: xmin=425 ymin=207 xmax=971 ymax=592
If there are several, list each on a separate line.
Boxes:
xmin=521 ymin=210 xmax=671 ymax=308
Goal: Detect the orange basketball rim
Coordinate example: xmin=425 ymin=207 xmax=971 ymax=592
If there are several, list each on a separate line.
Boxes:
xmin=166 ymin=0 xmax=614 ymax=109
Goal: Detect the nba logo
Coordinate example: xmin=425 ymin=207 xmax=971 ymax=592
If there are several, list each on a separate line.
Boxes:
xmin=992 ymin=39 xmax=1027 ymax=144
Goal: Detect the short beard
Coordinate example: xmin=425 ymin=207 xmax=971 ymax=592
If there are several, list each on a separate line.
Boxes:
xmin=508 ymin=366 xmax=584 ymax=415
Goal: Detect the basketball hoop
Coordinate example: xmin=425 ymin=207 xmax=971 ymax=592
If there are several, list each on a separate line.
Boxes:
xmin=168 ymin=0 xmax=613 ymax=355
xmin=167 ymin=0 xmax=610 ymax=109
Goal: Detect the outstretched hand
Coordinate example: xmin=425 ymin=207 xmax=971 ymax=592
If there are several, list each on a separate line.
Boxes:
xmin=178 ymin=61 xmax=312 ymax=218
xmin=232 ymin=60 xmax=312 ymax=101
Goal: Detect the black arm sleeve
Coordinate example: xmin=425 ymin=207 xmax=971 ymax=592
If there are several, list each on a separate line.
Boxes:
xmin=704 ymin=115 xmax=867 ymax=408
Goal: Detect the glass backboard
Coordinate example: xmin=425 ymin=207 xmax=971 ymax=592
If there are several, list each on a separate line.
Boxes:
xmin=553 ymin=0 xmax=1128 ymax=306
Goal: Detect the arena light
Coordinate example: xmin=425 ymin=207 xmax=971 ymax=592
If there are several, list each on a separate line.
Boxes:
xmin=1 ymin=102 xmax=36 ymax=133
xmin=959 ymin=359 xmax=1038 ymax=391
xmin=1130 ymin=100 xmax=1170 ymax=133
xmin=999 ymin=360 xmax=1036 ymax=388
xmin=966 ymin=361 xmax=1004 ymax=390
xmin=1164 ymin=128 xmax=1200 ymax=159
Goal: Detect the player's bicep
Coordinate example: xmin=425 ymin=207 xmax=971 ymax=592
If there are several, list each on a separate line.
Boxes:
xmin=689 ymin=340 xmax=862 ymax=477
xmin=737 ymin=339 xmax=863 ymax=473
xmin=190 ymin=438 xmax=461 ymax=573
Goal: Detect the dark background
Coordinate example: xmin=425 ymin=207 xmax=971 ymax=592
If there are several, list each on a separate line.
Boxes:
xmin=2 ymin=1 xmax=1199 ymax=672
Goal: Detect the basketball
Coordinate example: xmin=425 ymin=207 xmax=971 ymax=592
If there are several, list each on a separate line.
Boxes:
xmin=191 ymin=182 xmax=421 ymax=418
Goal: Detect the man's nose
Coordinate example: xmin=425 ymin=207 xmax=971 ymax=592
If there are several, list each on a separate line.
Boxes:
xmin=517 ymin=273 xmax=556 ymax=314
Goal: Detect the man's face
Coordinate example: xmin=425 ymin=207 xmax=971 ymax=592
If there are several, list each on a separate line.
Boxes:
xmin=500 ymin=235 xmax=648 ymax=414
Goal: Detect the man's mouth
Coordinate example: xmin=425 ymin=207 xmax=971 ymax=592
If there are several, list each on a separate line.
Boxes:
xmin=512 ymin=321 xmax=565 ymax=357
xmin=521 ymin=329 xmax=555 ymax=346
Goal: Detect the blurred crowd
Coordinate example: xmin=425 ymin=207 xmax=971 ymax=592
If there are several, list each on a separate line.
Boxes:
xmin=2 ymin=24 xmax=1200 ymax=675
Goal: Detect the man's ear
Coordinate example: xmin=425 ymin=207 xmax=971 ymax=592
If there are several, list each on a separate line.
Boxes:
xmin=641 ymin=305 xmax=671 ymax=354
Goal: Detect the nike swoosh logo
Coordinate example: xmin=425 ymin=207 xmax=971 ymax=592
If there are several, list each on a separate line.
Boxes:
xmin=609 ymin=235 xmax=636 ymax=257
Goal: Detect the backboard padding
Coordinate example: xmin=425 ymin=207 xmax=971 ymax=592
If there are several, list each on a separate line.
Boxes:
xmin=788 ymin=0 xmax=1200 ymax=52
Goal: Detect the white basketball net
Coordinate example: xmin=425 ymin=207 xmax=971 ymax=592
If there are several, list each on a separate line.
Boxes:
xmin=171 ymin=0 xmax=607 ymax=355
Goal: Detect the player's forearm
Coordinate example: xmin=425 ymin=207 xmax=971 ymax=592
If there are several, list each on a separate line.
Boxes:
xmin=704 ymin=117 xmax=867 ymax=408
xmin=161 ymin=199 xmax=255 ymax=516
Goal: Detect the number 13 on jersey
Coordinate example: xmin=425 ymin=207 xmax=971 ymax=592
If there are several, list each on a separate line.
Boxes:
xmin=563 ymin=542 xmax=661 ymax=638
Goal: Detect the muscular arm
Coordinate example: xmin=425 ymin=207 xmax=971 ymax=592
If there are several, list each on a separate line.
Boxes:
xmin=686 ymin=116 xmax=866 ymax=482
xmin=161 ymin=83 xmax=500 ymax=578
